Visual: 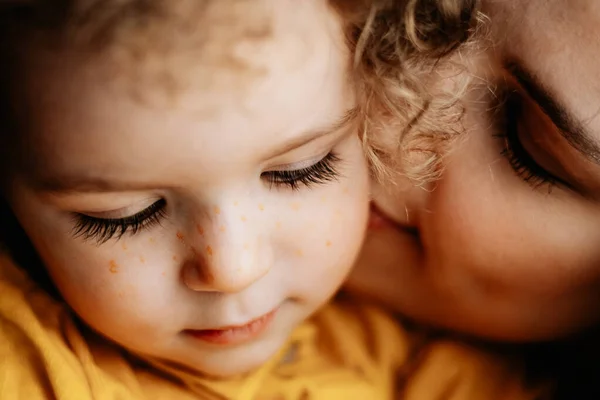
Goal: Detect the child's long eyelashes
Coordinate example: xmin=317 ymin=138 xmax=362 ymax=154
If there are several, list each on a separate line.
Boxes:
xmin=71 ymin=152 xmax=342 ymax=244
xmin=261 ymin=152 xmax=341 ymax=191
xmin=72 ymin=199 xmax=167 ymax=245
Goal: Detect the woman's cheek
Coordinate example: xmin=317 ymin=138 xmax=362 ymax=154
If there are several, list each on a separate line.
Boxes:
xmin=428 ymin=148 xmax=598 ymax=297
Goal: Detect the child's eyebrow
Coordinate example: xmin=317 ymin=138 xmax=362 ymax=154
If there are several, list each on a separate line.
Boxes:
xmin=30 ymin=174 xmax=159 ymax=194
xmin=264 ymin=107 xmax=358 ymax=159
xmin=28 ymin=107 xmax=358 ymax=194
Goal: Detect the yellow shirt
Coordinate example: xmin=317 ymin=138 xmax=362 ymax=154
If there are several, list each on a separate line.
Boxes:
xmin=0 ymin=253 xmax=546 ymax=399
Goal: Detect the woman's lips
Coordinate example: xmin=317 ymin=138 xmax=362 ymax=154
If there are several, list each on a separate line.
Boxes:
xmin=368 ymin=203 xmax=395 ymax=230
xmin=185 ymin=308 xmax=278 ymax=346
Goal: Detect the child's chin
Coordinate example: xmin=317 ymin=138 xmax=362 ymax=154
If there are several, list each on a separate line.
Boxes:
xmin=190 ymin=333 xmax=288 ymax=378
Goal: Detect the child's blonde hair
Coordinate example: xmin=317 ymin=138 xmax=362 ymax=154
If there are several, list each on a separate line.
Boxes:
xmin=335 ymin=0 xmax=481 ymax=185
xmin=0 ymin=0 xmax=479 ymax=186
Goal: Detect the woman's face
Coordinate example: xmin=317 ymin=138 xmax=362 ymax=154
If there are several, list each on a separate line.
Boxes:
xmin=352 ymin=0 xmax=600 ymax=341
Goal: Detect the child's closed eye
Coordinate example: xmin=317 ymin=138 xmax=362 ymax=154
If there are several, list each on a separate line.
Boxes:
xmin=71 ymin=152 xmax=342 ymax=244
xmin=261 ymin=152 xmax=341 ymax=191
xmin=72 ymin=199 xmax=167 ymax=245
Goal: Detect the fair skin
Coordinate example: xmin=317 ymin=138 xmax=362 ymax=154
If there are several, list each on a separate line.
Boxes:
xmin=5 ymin=1 xmax=369 ymax=377
xmin=349 ymin=0 xmax=600 ymax=342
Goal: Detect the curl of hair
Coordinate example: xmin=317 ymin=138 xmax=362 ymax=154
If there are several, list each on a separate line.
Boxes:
xmin=333 ymin=0 xmax=483 ymax=186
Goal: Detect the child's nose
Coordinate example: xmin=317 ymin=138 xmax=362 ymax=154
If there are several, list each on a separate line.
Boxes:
xmin=181 ymin=206 xmax=273 ymax=293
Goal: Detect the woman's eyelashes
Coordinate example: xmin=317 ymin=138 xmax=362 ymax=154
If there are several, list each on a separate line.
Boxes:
xmin=71 ymin=152 xmax=342 ymax=244
xmin=494 ymin=91 xmax=561 ymax=191
xmin=261 ymin=152 xmax=341 ymax=190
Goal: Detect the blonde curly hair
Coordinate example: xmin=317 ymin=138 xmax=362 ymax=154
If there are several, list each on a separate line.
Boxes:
xmin=335 ymin=0 xmax=482 ymax=185
xmin=0 ymin=0 xmax=480 ymax=184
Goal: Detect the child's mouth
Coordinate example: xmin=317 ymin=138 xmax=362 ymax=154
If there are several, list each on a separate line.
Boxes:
xmin=184 ymin=308 xmax=278 ymax=346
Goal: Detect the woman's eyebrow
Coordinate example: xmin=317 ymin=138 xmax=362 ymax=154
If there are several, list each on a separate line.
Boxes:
xmin=506 ymin=60 xmax=600 ymax=165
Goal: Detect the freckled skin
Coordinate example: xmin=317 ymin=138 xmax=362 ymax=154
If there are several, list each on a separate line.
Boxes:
xmin=6 ymin=0 xmax=369 ymax=378
xmin=196 ymin=225 xmax=204 ymax=236
xmin=258 ymin=204 xmax=265 ymax=211
xmin=139 ymin=256 xmax=145 ymax=263
xmin=109 ymin=260 xmax=119 ymax=273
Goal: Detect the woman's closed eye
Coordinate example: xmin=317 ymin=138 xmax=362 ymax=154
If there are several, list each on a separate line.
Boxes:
xmin=494 ymin=89 xmax=572 ymax=192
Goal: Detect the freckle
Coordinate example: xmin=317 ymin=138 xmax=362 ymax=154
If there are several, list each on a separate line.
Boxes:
xmin=121 ymin=243 xmax=128 ymax=251
xmin=172 ymin=255 xmax=178 ymax=261
xmin=258 ymin=203 xmax=265 ymax=211
xmin=234 ymin=201 xmax=239 ymax=206
xmin=176 ymin=231 xmax=185 ymax=242
xmin=275 ymin=221 xmax=282 ymax=229
xmin=290 ymin=202 xmax=301 ymax=211
xmin=343 ymin=187 xmax=349 ymax=194
xmin=241 ymin=216 xmax=247 ymax=222
xmin=139 ymin=256 xmax=145 ymax=263
xmin=326 ymin=240 xmax=332 ymax=247
xmin=197 ymin=225 xmax=204 ymax=236
xmin=320 ymin=196 xmax=327 ymax=203
xmin=149 ymin=237 xmax=156 ymax=244
xmin=214 ymin=206 xmax=221 ymax=215
xmin=295 ymin=249 xmax=303 ymax=257
xmin=109 ymin=260 xmax=119 ymax=274
xmin=162 ymin=271 xmax=166 ymax=276
xmin=206 ymin=245 xmax=213 ymax=256
xmin=219 ymin=225 xmax=226 ymax=232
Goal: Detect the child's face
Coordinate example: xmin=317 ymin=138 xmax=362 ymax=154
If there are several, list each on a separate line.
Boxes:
xmin=6 ymin=1 xmax=369 ymax=377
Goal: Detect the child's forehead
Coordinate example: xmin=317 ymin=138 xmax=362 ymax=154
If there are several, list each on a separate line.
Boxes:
xmin=15 ymin=0 xmax=342 ymax=108
xmin=8 ymin=0 xmax=352 ymax=173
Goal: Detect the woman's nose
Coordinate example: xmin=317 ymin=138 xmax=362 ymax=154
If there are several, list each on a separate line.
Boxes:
xmin=181 ymin=206 xmax=273 ymax=293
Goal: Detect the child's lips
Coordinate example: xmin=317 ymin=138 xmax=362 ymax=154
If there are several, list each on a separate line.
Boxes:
xmin=184 ymin=308 xmax=278 ymax=346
